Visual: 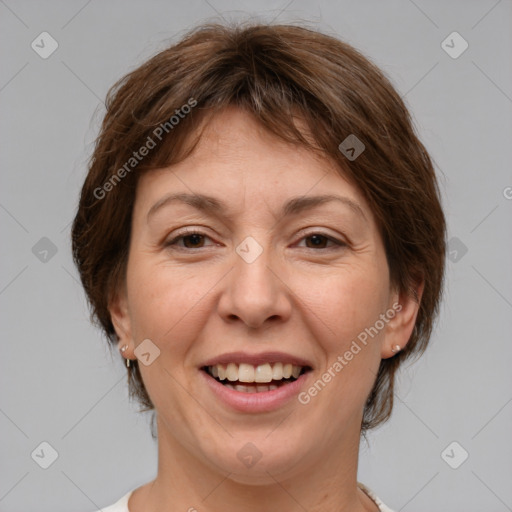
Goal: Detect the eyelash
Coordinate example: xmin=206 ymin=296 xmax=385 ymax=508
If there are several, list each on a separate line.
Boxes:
xmin=165 ymin=228 xmax=346 ymax=251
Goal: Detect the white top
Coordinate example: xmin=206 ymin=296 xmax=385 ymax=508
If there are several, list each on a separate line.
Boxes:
xmin=97 ymin=482 xmax=395 ymax=512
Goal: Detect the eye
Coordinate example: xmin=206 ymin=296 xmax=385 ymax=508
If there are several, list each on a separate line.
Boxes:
xmin=164 ymin=229 xmax=346 ymax=251
xmin=165 ymin=229 xmax=215 ymax=250
xmin=297 ymin=233 xmax=346 ymax=250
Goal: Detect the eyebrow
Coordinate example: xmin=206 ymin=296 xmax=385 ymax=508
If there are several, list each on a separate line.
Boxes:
xmin=147 ymin=192 xmax=367 ymax=223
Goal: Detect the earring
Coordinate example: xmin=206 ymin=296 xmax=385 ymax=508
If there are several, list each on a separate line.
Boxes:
xmin=391 ymin=344 xmax=401 ymax=354
xmin=119 ymin=344 xmax=131 ymax=368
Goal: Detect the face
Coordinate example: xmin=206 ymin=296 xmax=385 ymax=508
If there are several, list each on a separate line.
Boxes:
xmin=111 ymin=106 xmax=418 ymax=483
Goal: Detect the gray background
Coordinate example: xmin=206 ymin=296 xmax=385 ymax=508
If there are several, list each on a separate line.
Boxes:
xmin=1 ymin=1 xmax=511 ymax=511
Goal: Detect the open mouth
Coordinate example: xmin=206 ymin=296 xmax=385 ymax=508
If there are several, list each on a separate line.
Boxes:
xmin=202 ymin=362 xmax=312 ymax=393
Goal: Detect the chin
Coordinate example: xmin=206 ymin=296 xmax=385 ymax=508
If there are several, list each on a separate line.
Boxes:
xmin=200 ymin=437 xmax=311 ymax=484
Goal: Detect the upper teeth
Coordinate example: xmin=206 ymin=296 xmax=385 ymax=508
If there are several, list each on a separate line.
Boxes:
xmin=208 ymin=362 xmax=303 ymax=383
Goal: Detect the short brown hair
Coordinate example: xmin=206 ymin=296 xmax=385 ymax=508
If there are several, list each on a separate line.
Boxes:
xmin=71 ymin=22 xmax=446 ymax=432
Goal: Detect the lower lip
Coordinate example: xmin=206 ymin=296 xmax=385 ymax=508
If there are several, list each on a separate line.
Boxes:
xmin=200 ymin=370 xmax=310 ymax=413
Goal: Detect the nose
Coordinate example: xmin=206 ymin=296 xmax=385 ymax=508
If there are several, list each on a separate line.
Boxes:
xmin=217 ymin=240 xmax=292 ymax=330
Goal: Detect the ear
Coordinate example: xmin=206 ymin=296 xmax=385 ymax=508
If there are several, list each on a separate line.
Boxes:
xmin=381 ymin=278 xmax=425 ymax=359
xmin=108 ymin=286 xmax=135 ymax=360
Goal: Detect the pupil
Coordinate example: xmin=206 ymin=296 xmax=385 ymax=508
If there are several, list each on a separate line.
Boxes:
xmin=307 ymin=235 xmax=326 ymax=248
xmin=184 ymin=234 xmax=203 ymax=248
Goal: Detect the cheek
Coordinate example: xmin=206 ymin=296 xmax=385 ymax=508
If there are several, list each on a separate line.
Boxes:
xmin=126 ymin=258 xmax=224 ymax=359
xmin=297 ymin=262 xmax=390 ymax=351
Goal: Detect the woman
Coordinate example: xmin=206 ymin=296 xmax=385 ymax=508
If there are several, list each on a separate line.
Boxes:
xmin=72 ymin=22 xmax=446 ymax=512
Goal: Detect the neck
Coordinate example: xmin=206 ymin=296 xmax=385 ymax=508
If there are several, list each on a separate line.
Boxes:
xmin=131 ymin=414 xmax=377 ymax=512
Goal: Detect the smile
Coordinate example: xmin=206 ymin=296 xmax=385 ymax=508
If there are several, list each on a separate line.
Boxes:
xmin=202 ymin=362 xmax=312 ymax=393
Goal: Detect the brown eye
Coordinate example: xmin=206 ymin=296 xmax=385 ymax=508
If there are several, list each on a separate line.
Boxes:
xmin=305 ymin=234 xmax=330 ymax=249
xmin=165 ymin=230 xmax=214 ymax=250
xmin=181 ymin=234 xmax=206 ymax=248
xmin=299 ymin=233 xmax=345 ymax=250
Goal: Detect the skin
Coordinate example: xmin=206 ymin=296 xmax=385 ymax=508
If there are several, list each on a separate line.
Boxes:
xmin=110 ymin=106 xmax=422 ymax=512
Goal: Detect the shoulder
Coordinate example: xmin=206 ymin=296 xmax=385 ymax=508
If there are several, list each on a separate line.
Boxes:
xmin=357 ymin=482 xmax=396 ymax=512
xmin=93 ymin=490 xmax=133 ymax=512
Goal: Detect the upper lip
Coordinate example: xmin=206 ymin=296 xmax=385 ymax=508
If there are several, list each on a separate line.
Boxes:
xmin=200 ymin=351 xmax=314 ymax=369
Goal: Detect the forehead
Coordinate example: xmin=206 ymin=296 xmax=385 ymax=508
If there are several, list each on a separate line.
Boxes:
xmin=189 ymin=106 xmax=324 ymax=166
xmin=135 ymin=106 xmax=374 ymax=223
